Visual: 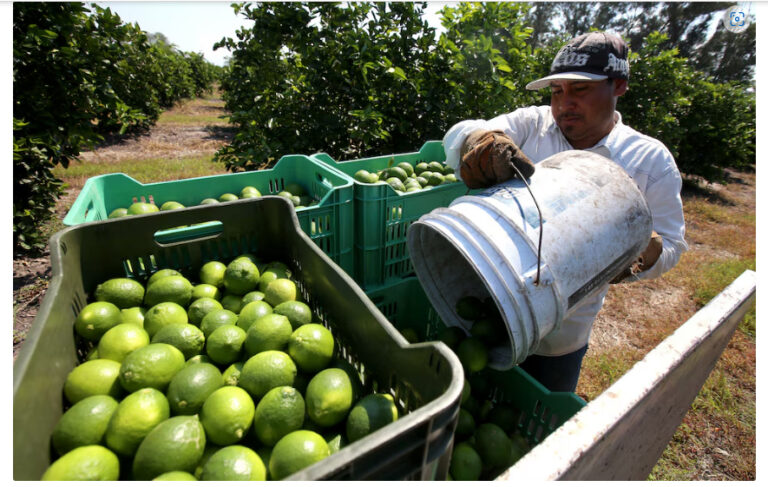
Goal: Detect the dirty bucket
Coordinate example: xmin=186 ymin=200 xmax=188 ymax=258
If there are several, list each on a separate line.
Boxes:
xmin=407 ymin=150 xmax=652 ymax=369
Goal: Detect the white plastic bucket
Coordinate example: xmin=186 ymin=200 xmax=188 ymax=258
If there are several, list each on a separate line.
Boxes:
xmin=407 ymin=150 xmax=653 ymax=369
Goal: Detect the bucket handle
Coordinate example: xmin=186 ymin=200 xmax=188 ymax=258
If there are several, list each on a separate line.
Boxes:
xmin=510 ymin=165 xmax=544 ymax=286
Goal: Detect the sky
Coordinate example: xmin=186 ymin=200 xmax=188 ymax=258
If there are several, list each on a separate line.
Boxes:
xmin=98 ymin=1 xmax=450 ymax=66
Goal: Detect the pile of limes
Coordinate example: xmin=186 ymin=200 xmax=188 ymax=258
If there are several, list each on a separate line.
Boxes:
xmin=438 ymin=295 xmax=532 ymax=481
xmin=107 ymin=183 xmax=317 ymax=219
xmin=44 ymin=254 xmax=401 ymax=481
xmin=353 ymin=160 xmax=459 ymax=193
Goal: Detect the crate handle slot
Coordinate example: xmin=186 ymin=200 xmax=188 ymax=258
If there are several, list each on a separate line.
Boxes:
xmin=153 ymin=221 xmax=224 ymax=246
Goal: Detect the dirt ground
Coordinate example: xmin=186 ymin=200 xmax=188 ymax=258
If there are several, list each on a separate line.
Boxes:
xmin=12 ymin=95 xmax=233 ymax=361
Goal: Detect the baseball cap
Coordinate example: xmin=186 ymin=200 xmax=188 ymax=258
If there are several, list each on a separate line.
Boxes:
xmin=526 ymin=32 xmax=629 ymax=90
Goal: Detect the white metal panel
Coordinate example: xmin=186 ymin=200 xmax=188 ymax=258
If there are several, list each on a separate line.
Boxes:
xmin=497 ymin=269 xmax=756 ymax=480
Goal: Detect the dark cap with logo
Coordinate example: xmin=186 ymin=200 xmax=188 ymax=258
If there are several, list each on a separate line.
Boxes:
xmin=526 ymin=31 xmax=629 ymax=90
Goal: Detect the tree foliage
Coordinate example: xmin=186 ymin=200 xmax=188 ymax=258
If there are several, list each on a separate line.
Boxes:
xmin=13 ymin=2 xmax=219 ymax=255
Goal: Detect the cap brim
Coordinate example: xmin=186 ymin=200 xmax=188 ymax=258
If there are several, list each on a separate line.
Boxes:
xmin=525 ymin=71 xmax=609 ymax=91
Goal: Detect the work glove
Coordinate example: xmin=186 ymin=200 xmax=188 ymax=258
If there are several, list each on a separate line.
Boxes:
xmin=459 ymin=130 xmax=535 ymax=189
xmin=611 ymin=231 xmax=664 ymax=284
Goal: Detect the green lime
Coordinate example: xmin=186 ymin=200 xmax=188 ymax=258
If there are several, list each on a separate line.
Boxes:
xmin=186 ymin=354 xmax=213 ymax=366
xmin=119 ymin=343 xmax=186 ymax=393
xmin=108 ymin=208 xmax=128 ymax=218
xmin=74 ymin=301 xmax=122 ymax=342
xmin=257 ymin=269 xmax=281 ymax=293
xmin=120 ymin=306 xmax=146 ymax=327
xmin=201 ymin=445 xmax=266 ymax=480
xmin=346 ymin=393 xmax=399 ymax=443
xmin=445 ymin=173 xmax=458 ymax=183
xmin=200 ymin=386 xmax=255 ymax=445
xmin=219 ymin=193 xmax=239 ymax=202
xmin=329 ymin=357 xmax=365 ymax=401
xmin=455 ymin=296 xmax=485 ymax=321
xmin=386 ymin=177 xmax=406 ymax=192
xmin=191 ymin=283 xmax=222 ymax=301
xmin=51 ymin=395 xmax=119 ymax=455
xmin=105 ymin=387 xmax=170 ymax=457
xmin=438 ymin=326 xmax=466 ymax=349
xmin=244 ymin=313 xmax=292 ymax=356
xmin=470 ymin=317 xmax=503 ymax=345
xmin=397 ymin=161 xmax=414 ymax=176
xmin=97 ymin=323 xmax=150 ymax=362
xmin=457 ymin=338 xmax=488 ymax=373
xmin=461 ymin=379 xmax=471 ymax=405
xmin=284 ymin=182 xmax=306 ymax=196
xmin=324 ymin=431 xmax=347 ymax=454
xmin=264 ymin=278 xmax=297 ymax=307
xmin=242 ymin=290 xmax=266 ymax=305
xmin=94 ymin=278 xmax=145 ymax=309
xmin=200 ymin=198 xmax=219 ymax=205
xmin=42 ymin=445 xmax=119 ymax=481
xmin=269 ymin=430 xmax=330 ymax=480
xmin=239 ymin=351 xmax=297 ymax=400
xmin=414 ymin=162 xmax=429 ymax=174
xmin=167 ymin=363 xmax=224 ymax=415
xmin=224 ymin=259 xmax=260 ymax=295
xmin=199 ymin=261 xmax=227 ymax=287
xmin=147 ymin=268 xmax=182 ymax=288
xmin=187 ymin=297 xmax=223 ymax=326
xmin=64 ymin=359 xmax=123 ymax=404
xmin=264 ymin=261 xmax=292 ymax=277
xmin=455 ymin=408 xmax=476 ymax=440
xmin=252 ymin=386 xmax=305 ymax=447
xmin=241 ymin=186 xmax=262 ymax=198
xmin=449 ymin=442 xmax=482 ymax=481
xmin=132 ymin=415 xmax=206 ymax=480
xmin=194 ymin=444 xmax=221 ymax=479
xmin=128 ymin=202 xmax=159 ymax=215
xmin=273 ymin=300 xmax=313 ymax=330
xmin=143 ymin=302 xmax=188 ymax=338
xmin=474 ymin=422 xmax=513 ymax=469
xmin=221 ymin=361 xmax=245 ymax=386
xmin=160 ymin=201 xmax=185 ymax=211
xmin=153 ymin=471 xmax=197 ymax=480
xmin=151 ymin=323 xmax=206 ymax=360
xmin=220 ymin=294 xmax=244 ymax=313
xmin=236 ymin=300 xmax=273 ymax=332
xmin=354 ymin=169 xmax=372 ymax=183
xmin=427 ymin=161 xmax=445 ymax=173
xmin=287 ymin=324 xmax=335 ymax=373
xmin=200 ymin=309 xmax=238 ymax=337
xmin=144 ymin=275 xmax=194 ymax=308
xmin=487 ymin=403 xmax=518 ymax=434
xmin=206 ymin=325 xmax=247 ymax=365
xmin=387 ymin=166 xmax=408 ymax=181
xmin=305 ymin=368 xmax=354 ymax=428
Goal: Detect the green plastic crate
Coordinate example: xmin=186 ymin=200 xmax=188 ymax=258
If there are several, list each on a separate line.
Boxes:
xmin=365 ymin=277 xmax=586 ymax=456
xmin=311 ymin=141 xmax=481 ymax=289
xmin=13 ymin=197 xmax=464 ymax=481
xmin=62 ymin=154 xmax=354 ymax=276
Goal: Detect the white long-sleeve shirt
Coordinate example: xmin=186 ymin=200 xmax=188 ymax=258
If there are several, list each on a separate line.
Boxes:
xmin=443 ymin=105 xmax=688 ymax=356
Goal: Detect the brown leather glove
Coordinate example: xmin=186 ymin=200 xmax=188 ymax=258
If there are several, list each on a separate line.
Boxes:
xmin=459 ymin=130 xmax=535 ymax=189
xmin=611 ymin=231 xmax=664 ymax=284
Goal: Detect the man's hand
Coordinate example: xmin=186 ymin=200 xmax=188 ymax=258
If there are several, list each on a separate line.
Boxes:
xmin=459 ymin=130 xmax=535 ymax=189
xmin=611 ymin=231 xmax=664 ymax=284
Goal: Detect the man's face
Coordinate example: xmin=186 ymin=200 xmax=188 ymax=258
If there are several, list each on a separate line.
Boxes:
xmin=549 ymin=79 xmax=626 ymax=149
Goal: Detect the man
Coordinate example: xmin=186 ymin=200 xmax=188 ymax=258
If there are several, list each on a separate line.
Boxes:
xmin=443 ymin=31 xmax=688 ymax=393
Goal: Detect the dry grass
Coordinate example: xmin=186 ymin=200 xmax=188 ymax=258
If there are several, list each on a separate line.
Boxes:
xmin=579 ymin=170 xmax=756 ymax=480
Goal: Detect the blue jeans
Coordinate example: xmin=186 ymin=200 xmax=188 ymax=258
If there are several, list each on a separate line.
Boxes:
xmin=518 ymin=344 xmax=589 ymax=393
